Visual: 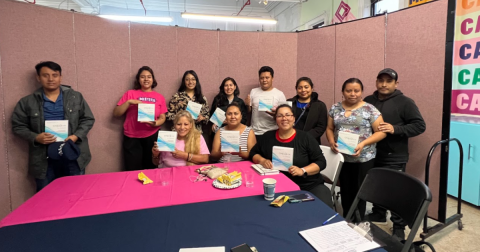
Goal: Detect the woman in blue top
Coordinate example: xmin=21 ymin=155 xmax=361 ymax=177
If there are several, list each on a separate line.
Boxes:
xmin=326 ymin=78 xmax=386 ymax=220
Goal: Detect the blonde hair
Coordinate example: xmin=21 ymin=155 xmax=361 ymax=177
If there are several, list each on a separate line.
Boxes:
xmin=174 ymin=111 xmax=201 ymax=165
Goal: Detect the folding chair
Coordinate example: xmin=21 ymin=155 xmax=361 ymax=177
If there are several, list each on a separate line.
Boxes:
xmin=346 ymin=168 xmax=433 ymax=252
xmin=319 ymin=145 xmax=344 ymax=210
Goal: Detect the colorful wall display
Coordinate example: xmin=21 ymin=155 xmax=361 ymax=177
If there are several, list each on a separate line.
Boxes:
xmin=409 ymin=0 xmax=432 ymax=7
xmin=452 ymin=0 xmax=480 ymax=119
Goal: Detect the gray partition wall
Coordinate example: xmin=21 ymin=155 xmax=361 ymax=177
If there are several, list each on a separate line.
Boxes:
xmin=0 ymin=0 xmax=448 ymax=221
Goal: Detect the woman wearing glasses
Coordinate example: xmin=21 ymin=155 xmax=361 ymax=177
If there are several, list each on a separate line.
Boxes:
xmin=249 ymin=104 xmax=333 ymax=208
xmin=287 ymin=77 xmax=328 ymax=144
xmin=152 ymin=111 xmax=209 ymax=167
xmin=210 ymin=103 xmax=256 ymax=163
xmin=166 ymin=70 xmax=210 ymax=133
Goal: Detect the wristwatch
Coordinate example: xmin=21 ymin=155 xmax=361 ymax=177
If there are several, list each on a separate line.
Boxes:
xmin=301 ymin=168 xmax=307 ymax=178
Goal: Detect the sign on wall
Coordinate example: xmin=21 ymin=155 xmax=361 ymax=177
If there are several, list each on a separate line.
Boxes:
xmin=451 ymin=0 xmax=480 ymax=119
xmin=331 ymin=1 xmax=356 ymax=23
xmin=409 ymin=0 xmax=432 ymax=7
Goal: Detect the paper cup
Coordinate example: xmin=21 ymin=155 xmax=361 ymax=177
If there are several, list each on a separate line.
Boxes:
xmin=262 ymin=178 xmax=276 ymax=201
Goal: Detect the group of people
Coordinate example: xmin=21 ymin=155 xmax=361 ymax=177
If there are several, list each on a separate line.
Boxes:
xmin=12 ymin=61 xmax=425 ymax=241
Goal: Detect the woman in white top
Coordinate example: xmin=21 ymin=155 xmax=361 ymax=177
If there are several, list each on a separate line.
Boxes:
xmin=210 ymin=103 xmax=256 ymax=162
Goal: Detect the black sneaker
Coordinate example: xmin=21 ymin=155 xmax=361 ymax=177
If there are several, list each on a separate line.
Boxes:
xmin=364 ymin=212 xmax=387 ymax=223
xmin=392 ymin=228 xmax=405 ymax=241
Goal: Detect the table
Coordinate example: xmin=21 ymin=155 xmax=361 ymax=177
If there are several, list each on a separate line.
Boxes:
xmin=0 ymin=190 xmax=388 ymax=252
xmin=0 ymin=161 xmax=299 ymax=227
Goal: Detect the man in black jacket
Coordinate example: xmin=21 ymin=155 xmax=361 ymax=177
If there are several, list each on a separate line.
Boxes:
xmin=364 ymin=68 xmax=426 ymax=240
xmin=12 ymin=61 xmax=95 ymax=192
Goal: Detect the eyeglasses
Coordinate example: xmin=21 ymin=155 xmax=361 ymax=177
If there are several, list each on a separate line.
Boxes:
xmin=276 ymin=114 xmax=294 ymax=119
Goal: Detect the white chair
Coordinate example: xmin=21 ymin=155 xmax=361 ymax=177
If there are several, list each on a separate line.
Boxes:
xmin=320 ymin=145 xmax=344 ymax=210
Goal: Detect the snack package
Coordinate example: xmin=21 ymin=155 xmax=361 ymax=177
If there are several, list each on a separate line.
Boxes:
xmin=270 ymin=195 xmax=289 ymax=207
xmin=217 ymin=171 xmax=242 ymax=186
xmin=138 ymin=172 xmax=153 ymax=185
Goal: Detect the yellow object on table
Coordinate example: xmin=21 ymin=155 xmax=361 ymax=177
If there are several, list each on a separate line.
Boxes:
xmin=270 ymin=195 xmax=289 ymax=207
xmin=138 ymin=172 xmax=153 ymax=185
xmin=216 ymin=171 xmax=242 ymax=186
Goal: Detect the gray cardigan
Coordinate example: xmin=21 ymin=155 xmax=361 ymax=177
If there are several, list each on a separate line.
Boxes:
xmin=12 ymin=85 xmax=95 ymax=179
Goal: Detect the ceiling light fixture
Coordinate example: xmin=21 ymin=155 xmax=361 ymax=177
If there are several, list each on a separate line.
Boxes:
xmin=181 ymin=13 xmax=277 ymax=25
xmin=98 ymin=15 xmax=173 ymax=23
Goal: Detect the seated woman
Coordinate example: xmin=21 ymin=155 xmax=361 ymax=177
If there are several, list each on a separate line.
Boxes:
xmin=152 ymin=111 xmax=209 ymax=167
xmin=209 ymin=77 xmax=248 ymax=133
xmin=210 ymin=103 xmax=256 ymax=163
xmin=249 ymin=104 xmax=333 ymax=208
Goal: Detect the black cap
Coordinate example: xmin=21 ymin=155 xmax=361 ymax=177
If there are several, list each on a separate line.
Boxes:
xmin=377 ymin=68 xmax=398 ymax=81
xmin=47 ymin=139 xmax=80 ymax=161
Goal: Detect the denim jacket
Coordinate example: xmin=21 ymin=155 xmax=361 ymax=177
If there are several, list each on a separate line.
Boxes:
xmin=12 ymin=85 xmax=95 ymax=179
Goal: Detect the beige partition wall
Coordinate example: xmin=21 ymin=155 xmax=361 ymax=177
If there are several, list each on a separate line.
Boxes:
xmin=0 ymin=56 xmax=9 ymax=219
xmin=334 ymin=16 xmax=386 ymax=102
xmin=385 ymin=0 xmax=448 ymax=220
xmin=0 ymin=0 xmax=447 ymax=221
xmin=0 ymin=2 xmax=78 ymax=213
xmin=0 ymin=0 xmax=299 ymax=219
xmin=297 ymin=27 xmax=336 ymax=144
xmin=218 ymin=31 xmax=260 ymax=102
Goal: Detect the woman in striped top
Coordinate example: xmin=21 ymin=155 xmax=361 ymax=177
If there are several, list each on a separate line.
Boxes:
xmin=211 ymin=103 xmax=256 ymax=162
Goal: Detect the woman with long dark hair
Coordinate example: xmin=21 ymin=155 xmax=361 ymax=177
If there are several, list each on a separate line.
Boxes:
xmin=287 ymin=77 xmax=328 ymax=144
xmin=114 ymin=66 xmax=167 ymax=171
xmin=166 ymin=70 xmax=210 ymax=133
xmin=209 ymin=77 xmax=247 ymax=133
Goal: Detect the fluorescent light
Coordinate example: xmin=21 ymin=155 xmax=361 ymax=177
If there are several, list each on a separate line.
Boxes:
xmin=181 ymin=13 xmax=277 ymax=25
xmin=98 ymin=15 xmax=173 ymax=23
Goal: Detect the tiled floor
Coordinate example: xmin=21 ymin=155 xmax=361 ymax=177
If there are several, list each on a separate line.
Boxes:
xmin=404 ymin=196 xmax=477 ymax=252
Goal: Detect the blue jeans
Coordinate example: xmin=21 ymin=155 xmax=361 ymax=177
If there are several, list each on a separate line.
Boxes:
xmin=35 ymin=159 xmax=85 ymax=192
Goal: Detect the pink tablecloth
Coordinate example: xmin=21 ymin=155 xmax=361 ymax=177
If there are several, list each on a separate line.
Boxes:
xmin=0 ymin=161 xmax=299 ymax=227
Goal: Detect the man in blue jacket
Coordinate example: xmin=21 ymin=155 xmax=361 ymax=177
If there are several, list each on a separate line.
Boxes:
xmin=12 ymin=61 xmax=95 ymax=192
xmin=364 ymin=68 xmax=426 ymax=240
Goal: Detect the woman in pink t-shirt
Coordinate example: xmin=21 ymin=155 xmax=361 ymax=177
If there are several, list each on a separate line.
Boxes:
xmin=152 ymin=111 xmax=210 ymax=167
xmin=114 ymin=66 xmax=168 ymax=171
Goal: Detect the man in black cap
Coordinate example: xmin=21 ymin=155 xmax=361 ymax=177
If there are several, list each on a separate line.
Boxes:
xmin=12 ymin=61 xmax=95 ymax=192
xmin=363 ymin=68 xmax=426 ymax=240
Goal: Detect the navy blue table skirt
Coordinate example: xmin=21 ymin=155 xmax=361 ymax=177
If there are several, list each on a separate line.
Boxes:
xmin=0 ymin=190 xmax=389 ymax=252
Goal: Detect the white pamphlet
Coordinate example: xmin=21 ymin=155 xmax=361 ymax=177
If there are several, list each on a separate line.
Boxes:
xmin=272 ymin=146 xmax=293 ymax=171
xmin=186 ymin=101 xmax=202 ymax=119
xmin=137 ymin=104 xmax=155 ymax=122
xmin=278 ymin=101 xmax=293 ymax=107
xmin=258 ymin=96 xmax=274 ymax=111
xmin=156 ymin=131 xmax=177 ymax=152
xmin=221 ymin=130 xmax=239 ymax=152
xmin=299 ymin=221 xmax=381 ymax=252
xmin=251 ymin=164 xmax=280 ymax=175
xmin=45 ymin=120 xmax=68 ymax=142
xmin=179 ymin=247 xmax=225 ymax=252
xmin=337 ymin=131 xmax=360 ymax=155
xmin=209 ymin=108 xmax=226 ymax=126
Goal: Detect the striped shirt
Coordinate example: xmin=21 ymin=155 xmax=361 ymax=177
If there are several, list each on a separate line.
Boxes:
xmin=219 ymin=126 xmax=252 ymax=162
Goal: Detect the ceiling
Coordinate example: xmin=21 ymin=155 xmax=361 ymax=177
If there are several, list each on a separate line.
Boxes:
xmin=19 ymin=0 xmax=302 ymax=17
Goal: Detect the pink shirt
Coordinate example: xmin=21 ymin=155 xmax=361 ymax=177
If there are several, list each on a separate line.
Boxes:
xmin=117 ymin=89 xmax=167 ymax=138
xmin=160 ymin=135 xmax=210 ymax=167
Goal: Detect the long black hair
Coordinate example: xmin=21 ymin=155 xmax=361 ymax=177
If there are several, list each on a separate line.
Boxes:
xmin=213 ymin=77 xmax=239 ymax=108
xmin=134 ymin=66 xmax=158 ymax=90
xmin=178 ymin=70 xmax=206 ymax=104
